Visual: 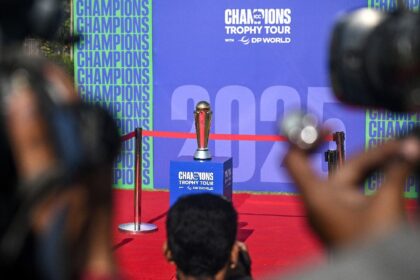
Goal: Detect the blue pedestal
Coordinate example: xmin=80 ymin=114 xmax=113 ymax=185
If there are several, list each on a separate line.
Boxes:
xmin=169 ymin=156 xmax=233 ymax=206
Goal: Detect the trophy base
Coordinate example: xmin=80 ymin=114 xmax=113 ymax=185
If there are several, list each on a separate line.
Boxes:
xmin=170 ymin=156 xmax=233 ymax=206
xmin=194 ymin=149 xmax=212 ymax=160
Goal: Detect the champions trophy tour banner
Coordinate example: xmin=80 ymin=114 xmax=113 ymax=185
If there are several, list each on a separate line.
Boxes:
xmin=224 ymin=9 xmax=292 ymax=45
xmin=365 ymin=1 xmax=419 ymax=198
xmin=72 ymin=1 xmax=419 ymax=194
xmin=153 ymin=0 xmax=367 ymax=193
xmin=73 ymin=0 xmax=154 ymax=189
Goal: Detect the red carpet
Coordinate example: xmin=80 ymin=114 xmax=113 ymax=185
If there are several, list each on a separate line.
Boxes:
xmin=112 ymin=190 xmax=325 ymax=279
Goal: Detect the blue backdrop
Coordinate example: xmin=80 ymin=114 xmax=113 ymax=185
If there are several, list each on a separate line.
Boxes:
xmin=153 ymin=0 xmax=367 ymax=192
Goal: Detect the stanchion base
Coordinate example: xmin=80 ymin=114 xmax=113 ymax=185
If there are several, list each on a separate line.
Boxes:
xmin=118 ymin=223 xmax=158 ymax=233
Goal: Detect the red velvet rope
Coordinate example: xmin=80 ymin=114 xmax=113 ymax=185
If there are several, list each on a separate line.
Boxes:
xmin=120 ymin=129 xmax=333 ymax=142
xmin=120 ymin=130 xmax=136 ymax=141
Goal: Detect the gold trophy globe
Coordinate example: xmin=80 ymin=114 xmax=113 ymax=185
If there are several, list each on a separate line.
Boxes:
xmin=194 ymin=101 xmax=212 ymax=160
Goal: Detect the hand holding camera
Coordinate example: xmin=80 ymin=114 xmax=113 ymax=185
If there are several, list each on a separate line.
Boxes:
xmin=282 ymin=0 xmax=420 ymax=248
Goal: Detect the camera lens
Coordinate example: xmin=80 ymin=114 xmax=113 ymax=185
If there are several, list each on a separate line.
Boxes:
xmin=280 ymin=111 xmax=320 ymax=150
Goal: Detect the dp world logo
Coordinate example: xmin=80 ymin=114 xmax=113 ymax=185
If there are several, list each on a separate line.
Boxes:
xmin=239 ymin=36 xmax=250 ymax=45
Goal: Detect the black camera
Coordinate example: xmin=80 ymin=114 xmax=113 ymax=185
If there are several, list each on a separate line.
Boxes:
xmin=0 ymin=1 xmax=120 ymax=275
xmin=0 ymin=0 xmax=64 ymax=44
xmin=225 ymin=247 xmax=252 ymax=280
xmin=329 ymin=2 xmax=420 ymax=112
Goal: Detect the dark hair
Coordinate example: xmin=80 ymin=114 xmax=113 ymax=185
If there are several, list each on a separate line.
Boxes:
xmin=166 ymin=194 xmax=238 ymax=278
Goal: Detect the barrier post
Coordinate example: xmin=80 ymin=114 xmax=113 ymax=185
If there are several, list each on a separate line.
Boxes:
xmin=324 ymin=150 xmax=337 ymax=177
xmin=118 ymin=127 xmax=157 ymax=233
xmin=333 ymin=131 xmax=345 ymax=168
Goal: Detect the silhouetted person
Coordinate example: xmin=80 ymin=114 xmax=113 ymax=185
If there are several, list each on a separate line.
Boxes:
xmin=271 ymin=136 xmax=420 ymax=280
xmin=164 ymin=194 xmax=252 ymax=280
xmin=0 ymin=56 xmax=121 ymax=279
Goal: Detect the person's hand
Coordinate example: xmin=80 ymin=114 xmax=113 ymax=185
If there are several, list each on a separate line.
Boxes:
xmin=284 ymin=138 xmax=420 ymax=248
xmin=226 ymin=241 xmax=252 ymax=279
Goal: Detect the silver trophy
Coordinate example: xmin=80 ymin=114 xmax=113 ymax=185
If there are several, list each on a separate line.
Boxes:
xmin=194 ymin=101 xmax=212 ymax=160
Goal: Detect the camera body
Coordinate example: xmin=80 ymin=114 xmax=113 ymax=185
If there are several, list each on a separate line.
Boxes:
xmin=0 ymin=1 xmax=121 ymax=273
xmin=0 ymin=0 xmax=63 ymax=44
xmin=330 ymin=6 xmax=420 ymax=111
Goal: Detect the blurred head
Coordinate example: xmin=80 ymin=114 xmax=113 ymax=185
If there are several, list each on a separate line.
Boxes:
xmin=0 ymin=54 xmax=120 ymax=279
xmin=165 ymin=194 xmax=238 ymax=279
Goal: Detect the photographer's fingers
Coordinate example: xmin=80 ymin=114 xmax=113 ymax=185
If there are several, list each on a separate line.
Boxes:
xmin=377 ymin=159 xmax=413 ymax=201
xmin=333 ymin=140 xmax=407 ymax=188
xmin=363 ymin=153 xmax=418 ymax=236
xmin=284 ymin=146 xmax=325 ymax=199
xmin=235 ymin=241 xmax=248 ymax=252
xmin=6 ymin=80 xmax=56 ymax=180
xmin=374 ymin=138 xmax=420 ymax=208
